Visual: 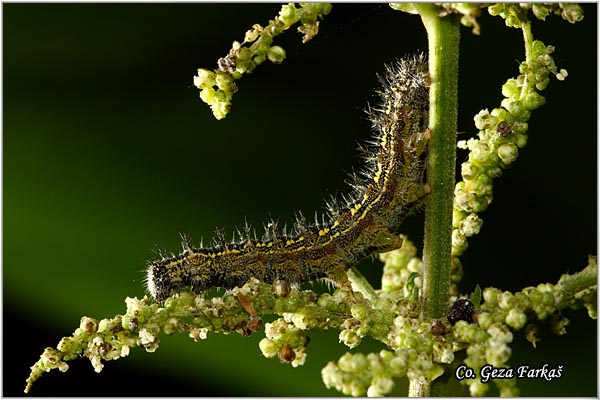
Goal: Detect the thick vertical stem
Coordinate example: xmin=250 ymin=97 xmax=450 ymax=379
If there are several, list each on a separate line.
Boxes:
xmin=409 ymin=4 xmax=461 ymax=397
xmin=416 ymin=4 xmax=460 ymax=321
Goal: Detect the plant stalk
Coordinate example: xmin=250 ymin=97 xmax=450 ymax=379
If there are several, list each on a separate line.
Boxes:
xmin=410 ymin=4 xmax=461 ymax=397
xmin=416 ymin=3 xmax=460 ymax=323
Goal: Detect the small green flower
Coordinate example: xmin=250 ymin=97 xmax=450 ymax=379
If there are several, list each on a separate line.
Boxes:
xmin=505 ymin=309 xmax=527 ymax=330
xmin=469 ymin=380 xmax=488 ymax=396
xmin=267 ymin=45 xmax=286 ymax=64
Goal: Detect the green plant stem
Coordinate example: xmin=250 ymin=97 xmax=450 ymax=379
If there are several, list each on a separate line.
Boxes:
xmin=520 ymin=20 xmax=534 ymax=99
xmin=557 ymin=256 xmax=597 ymax=298
xmin=416 ymin=4 xmax=460 ymax=323
xmin=411 ymin=4 xmax=461 ymax=397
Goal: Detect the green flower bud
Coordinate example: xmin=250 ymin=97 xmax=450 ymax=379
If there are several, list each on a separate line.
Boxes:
xmin=483 ymin=287 xmax=500 ymax=305
xmin=199 ymin=87 xmax=216 ymax=104
xmin=511 ymin=121 xmax=528 ymax=135
xmin=188 ymin=327 xmax=208 ymax=341
xmin=498 ymin=291 xmax=515 ymax=309
xmin=215 ymin=72 xmax=235 ymax=91
xmin=389 ymin=354 xmax=408 ymax=376
xmin=497 ymin=143 xmax=519 ymax=165
xmin=97 ymin=318 xmax=112 ymax=333
xmin=351 ymin=304 xmax=368 ymax=320
xmin=193 ymin=69 xmax=216 ymax=89
xmin=549 ymin=314 xmax=569 ymax=335
xmin=433 ymin=341 xmax=455 ymax=364
xmin=339 ymin=330 xmax=362 ymax=348
xmin=474 ymin=109 xmax=497 ymax=130
xmin=525 ymin=323 xmax=543 ymax=347
xmin=244 ymin=24 xmax=262 ymax=43
xmin=459 ymin=213 xmax=483 ymax=237
xmin=163 ymin=318 xmax=179 ymax=336
xmin=343 ymin=353 xmax=368 ymax=373
xmin=57 ymin=337 xmax=75 ymax=352
xmin=235 ymin=47 xmax=252 ymax=64
xmin=560 ymin=4 xmax=584 ymax=23
xmin=513 ymin=292 xmax=532 ymax=308
xmin=487 ymin=4 xmax=504 ymax=16
xmin=452 ymin=229 xmax=468 ymax=255
xmin=477 ymin=311 xmax=494 ymax=330
xmin=138 ymin=328 xmax=157 ymax=350
xmin=506 ymin=14 xmax=521 ymax=29
xmin=252 ymin=54 xmax=266 ymax=66
xmin=532 ymin=4 xmax=551 ymax=21
xmin=491 ymin=107 xmax=509 ymax=121
xmin=523 ymin=92 xmax=546 ymax=110
xmin=468 ymin=174 xmax=493 ymax=197
xmin=501 ymin=98 xmax=530 ymax=121
xmin=535 ymin=77 xmax=550 ymax=91
xmin=485 ymin=341 xmax=512 ymax=365
xmin=452 ymin=208 xmax=466 ymax=228
xmin=541 ymin=291 xmax=555 ymax=305
xmin=505 ymin=309 xmax=527 ymax=330
xmin=368 ymin=377 xmax=394 ymax=397
xmin=487 ymin=324 xmax=513 ymax=343
xmin=513 ymin=133 xmax=528 ymax=148
xmin=259 ymin=338 xmax=278 ymax=358
xmin=349 ymin=381 xmax=366 ymax=397
xmin=453 ymin=320 xmax=478 ymax=342
xmin=267 ymin=46 xmax=286 ymax=64
xmin=80 ymin=317 xmax=98 ymax=334
xmin=461 ymin=161 xmax=479 ymax=180
xmin=501 ymin=79 xmax=520 ymax=98
xmin=470 ymin=380 xmax=489 ymax=396
xmin=487 ymin=166 xmax=502 ymax=178
xmin=278 ymin=4 xmax=298 ymax=25
xmin=470 ymin=140 xmax=492 ymax=164
xmin=532 ymin=40 xmax=547 ymax=57
xmin=368 ymin=353 xmax=386 ymax=374
xmin=255 ymin=39 xmax=272 ymax=55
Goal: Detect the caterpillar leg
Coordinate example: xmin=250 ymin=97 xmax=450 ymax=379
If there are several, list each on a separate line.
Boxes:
xmin=372 ymin=229 xmax=405 ymax=254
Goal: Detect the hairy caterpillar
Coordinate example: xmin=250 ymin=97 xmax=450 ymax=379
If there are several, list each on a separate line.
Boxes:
xmin=146 ymin=54 xmax=431 ymax=301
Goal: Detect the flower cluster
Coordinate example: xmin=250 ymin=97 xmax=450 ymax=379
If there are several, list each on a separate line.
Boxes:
xmin=454 ymin=318 xmax=519 ymax=396
xmin=194 ymin=3 xmax=332 ymax=119
xmin=25 ymin=249 xmax=595 ymax=396
xmin=379 ymin=235 xmax=423 ymax=296
xmin=489 ymin=3 xmax=583 ymax=27
xmin=259 ymin=318 xmax=309 ymax=367
xmin=322 ymin=349 xmax=421 ymax=397
xmin=455 ymin=257 xmax=597 ymax=396
xmin=452 ymin=4 xmax=579 ymax=260
xmin=322 ymin=311 xmax=454 ymax=397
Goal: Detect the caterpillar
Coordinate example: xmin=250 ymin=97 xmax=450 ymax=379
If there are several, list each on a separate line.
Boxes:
xmin=146 ymin=54 xmax=431 ymax=301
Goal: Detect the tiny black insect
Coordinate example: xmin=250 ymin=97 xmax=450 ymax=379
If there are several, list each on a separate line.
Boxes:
xmin=447 ymin=298 xmax=476 ymax=325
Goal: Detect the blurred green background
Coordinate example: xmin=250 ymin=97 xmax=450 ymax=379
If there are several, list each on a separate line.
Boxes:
xmin=4 ymin=3 xmax=596 ymax=396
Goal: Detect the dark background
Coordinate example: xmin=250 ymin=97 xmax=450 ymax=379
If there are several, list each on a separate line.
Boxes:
xmin=4 ymin=3 xmax=597 ymax=396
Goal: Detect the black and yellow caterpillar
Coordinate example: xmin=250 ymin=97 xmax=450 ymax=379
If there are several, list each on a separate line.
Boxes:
xmin=146 ymin=54 xmax=431 ymax=301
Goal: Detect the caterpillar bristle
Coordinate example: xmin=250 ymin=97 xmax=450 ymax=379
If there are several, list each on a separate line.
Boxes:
xmin=180 ymin=232 xmax=193 ymax=252
xmin=213 ymin=227 xmax=227 ymax=248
